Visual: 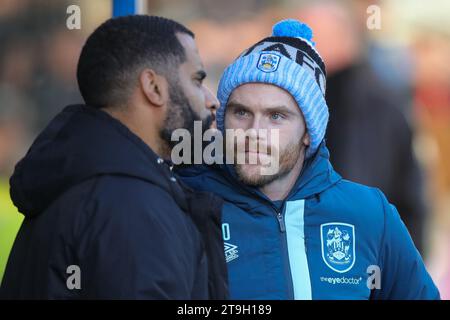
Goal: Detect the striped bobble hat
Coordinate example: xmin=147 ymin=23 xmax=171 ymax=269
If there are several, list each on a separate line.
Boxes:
xmin=216 ymin=19 xmax=328 ymax=158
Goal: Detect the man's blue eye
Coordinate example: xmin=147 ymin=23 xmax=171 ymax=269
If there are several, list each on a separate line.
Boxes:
xmin=271 ymin=113 xmax=283 ymax=120
xmin=236 ymin=110 xmax=247 ymax=116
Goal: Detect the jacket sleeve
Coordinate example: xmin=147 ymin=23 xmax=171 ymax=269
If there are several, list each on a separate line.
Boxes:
xmin=372 ymin=190 xmax=440 ymax=300
xmin=75 ymin=177 xmax=204 ymax=299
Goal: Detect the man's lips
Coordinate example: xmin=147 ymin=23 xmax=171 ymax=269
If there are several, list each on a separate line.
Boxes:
xmin=243 ymin=151 xmax=272 ymax=160
xmin=240 ymin=151 xmax=272 ymax=166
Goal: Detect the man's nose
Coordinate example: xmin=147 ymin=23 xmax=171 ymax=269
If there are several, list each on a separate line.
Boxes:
xmin=203 ymin=85 xmax=219 ymax=114
xmin=248 ymin=116 xmax=271 ymax=144
xmin=249 ymin=114 xmax=264 ymax=131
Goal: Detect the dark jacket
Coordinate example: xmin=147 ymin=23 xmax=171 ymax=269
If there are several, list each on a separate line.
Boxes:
xmin=0 ymin=104 xmax=228 ymax=299
xmin=326 ymin=61 xmax=427 ymax=253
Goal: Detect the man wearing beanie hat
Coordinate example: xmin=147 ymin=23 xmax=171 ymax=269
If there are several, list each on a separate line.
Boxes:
xmin=179 ymin=19 xmax=439 ymax=299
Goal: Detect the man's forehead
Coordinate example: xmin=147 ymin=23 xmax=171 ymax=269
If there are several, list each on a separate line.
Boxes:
xmin=229 ymin=83 xmax=299 ymax=108
xmin=176 ymin=32 xmax=203 ymax=70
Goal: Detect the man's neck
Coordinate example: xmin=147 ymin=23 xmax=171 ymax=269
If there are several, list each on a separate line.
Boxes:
xmin=259 ymin=154 xmax=305 ymax=201
xmin=102 ymin=107 xmax=169 ymax=159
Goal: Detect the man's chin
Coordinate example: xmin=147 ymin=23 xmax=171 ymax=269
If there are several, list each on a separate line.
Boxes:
xmin=234 ymin=163 xmax=279 ymax=187
xmin=236 ymin=151 xmax=274 ymax=166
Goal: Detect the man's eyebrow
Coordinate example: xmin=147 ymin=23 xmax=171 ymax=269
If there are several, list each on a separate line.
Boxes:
xmin=263 ymin=105 xmax=298 ymax=116
xmin=226 ymin=102 xmax=250 ymax=111
xmin=227 ymin=102 xmax=297 ymax=115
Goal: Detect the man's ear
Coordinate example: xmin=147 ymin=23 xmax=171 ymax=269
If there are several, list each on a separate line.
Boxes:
xmin=139 ymin=69 xmax=168 ymax=107
xmin=303 ymin=132 xmax=310 ymax=146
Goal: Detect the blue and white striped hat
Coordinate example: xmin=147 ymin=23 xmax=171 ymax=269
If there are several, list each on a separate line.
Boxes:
xmin=217 ymin=19 xmax=328 ymax=158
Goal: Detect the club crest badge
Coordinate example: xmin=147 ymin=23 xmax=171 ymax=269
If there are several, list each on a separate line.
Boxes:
xmin=257 ymin=52 xmax=281 ymax=73
xmin=320 ymin=222 xmax=356 ymax=273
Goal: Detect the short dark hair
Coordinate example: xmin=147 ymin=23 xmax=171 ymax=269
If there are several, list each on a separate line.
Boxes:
xmin=77 ymin=15 xmax=194 ymax=108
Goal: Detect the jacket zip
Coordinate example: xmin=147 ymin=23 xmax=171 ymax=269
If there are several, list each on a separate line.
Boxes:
xmin=276 ymin=211 xmax=286 ymax=232
xmin=272 ymin=202 xmax=295 ymax=299
xmin=228 ymin=176 xmax=297 ymax=299
xmin=231 ymin=177 xmax=287 ymax=233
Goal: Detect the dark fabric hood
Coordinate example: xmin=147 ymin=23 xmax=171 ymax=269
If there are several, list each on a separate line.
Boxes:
xmin=10 ymin=104 xmax=174 ymax=218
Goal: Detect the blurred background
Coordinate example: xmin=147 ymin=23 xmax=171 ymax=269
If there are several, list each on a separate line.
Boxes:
xmin=0 ymin=0 xmax=449 ymax=298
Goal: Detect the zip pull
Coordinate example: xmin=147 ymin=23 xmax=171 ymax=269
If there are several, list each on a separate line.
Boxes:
xmin=276 ymin=212 xmax=286 ymax=233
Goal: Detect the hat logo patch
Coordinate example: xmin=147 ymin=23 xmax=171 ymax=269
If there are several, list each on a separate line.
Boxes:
xmin=257 ymin=52 xmax=281 ymax=73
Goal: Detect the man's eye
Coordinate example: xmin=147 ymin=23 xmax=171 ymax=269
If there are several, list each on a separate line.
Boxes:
xmin=235 ymin=110 xmax=247 ymax=117
xmin=271 ymin=113 xmax=283 ymax=120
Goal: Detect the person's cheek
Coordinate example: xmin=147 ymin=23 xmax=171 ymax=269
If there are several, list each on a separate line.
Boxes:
xmin=195 ymin=86 xmax=206 ymax=115
xmin=275 ymin=124 xmax=293 ymax=151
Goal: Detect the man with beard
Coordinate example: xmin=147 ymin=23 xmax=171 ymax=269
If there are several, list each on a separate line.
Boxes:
xmin=179 ymin=19 xmax=439 ymax=299
xmin=1 ymin=15 xmax=227 ymax=299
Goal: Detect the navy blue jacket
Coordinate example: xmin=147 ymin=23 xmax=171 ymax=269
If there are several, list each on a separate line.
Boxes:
xmin=179 ymin=143 xmax=439 ymax=300
xmin=1 ymin=104 xmax=228 ymax=299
